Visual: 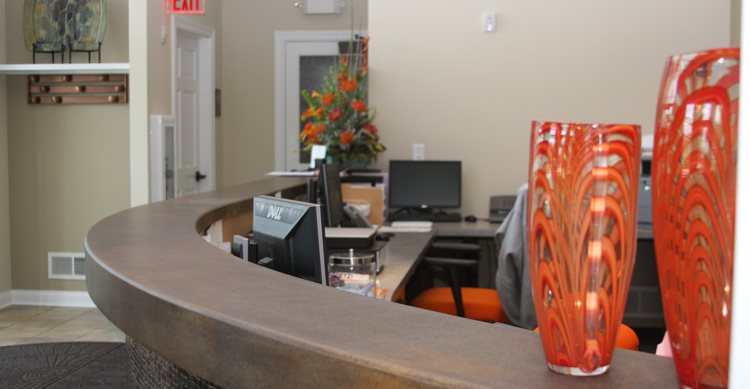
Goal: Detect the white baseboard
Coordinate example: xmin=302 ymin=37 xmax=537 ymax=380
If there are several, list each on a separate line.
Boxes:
xmin=9 ymin=290 xmax=95 ymax=308
xmin=0 ymin=290 xmax=12 ymax=310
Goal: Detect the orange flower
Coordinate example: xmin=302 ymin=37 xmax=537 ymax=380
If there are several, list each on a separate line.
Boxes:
xmin=328 ymin=108 xmax=342 ymax=122
xmin=300 ymin=108 xmax=314 ymax=121
xmin=322 ymin=93 xmax=335 ymax=106
xmin=311 ymin=90 xmax=321 ymax=99
xmin=339 ymin=130 xmax=354 ymax=145
xmin=306 ymin=132 xmax=320 ymax=145
xmin=352 ymin=99 xmax=367 ymax=112
xmin=313 ymin=124 xmax=325 ymax=135
xmin=339 ymin=78 xmax=358 ymax=93
xmin=302 ymin=122 xmax=314 ymax=137
xmin=315 ymin=108 xmax=324 ymax=117
xmin=363 ymin=123 xmax=378 ymax=136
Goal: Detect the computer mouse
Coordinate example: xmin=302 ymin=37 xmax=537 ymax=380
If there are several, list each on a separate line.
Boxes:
xmin=464 ymin=215 xmax=478 ymax=223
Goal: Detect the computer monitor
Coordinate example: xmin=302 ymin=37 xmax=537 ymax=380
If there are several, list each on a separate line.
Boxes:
xmin=320 ymin=163 xmax=346 ymax=227
xmin=252 ymin=196 xmax=327 ymax=285
xmin=389 ymin=160 xmax=461 ymax=209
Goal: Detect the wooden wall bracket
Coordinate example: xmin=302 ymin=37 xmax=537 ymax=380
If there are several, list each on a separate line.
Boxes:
xmin=27 ymin=74 xmax=128 ymax=105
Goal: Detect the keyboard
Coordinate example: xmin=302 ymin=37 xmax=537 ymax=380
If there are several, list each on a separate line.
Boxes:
xmin=388 ymin=212 xmax=462 ymax=222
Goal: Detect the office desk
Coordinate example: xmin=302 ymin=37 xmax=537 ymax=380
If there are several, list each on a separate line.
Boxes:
xmin=375 ymin=221 xmax=499 ymax=300
xmin=372 ymin=232 xmax=433 ymax=302
xmin=436 ymin=220 xmax=498 ymax=238
xmin=436 ymin=220 xmax=500 ymax=289
xmin=85 ymin=178 xmax=677 ymax=388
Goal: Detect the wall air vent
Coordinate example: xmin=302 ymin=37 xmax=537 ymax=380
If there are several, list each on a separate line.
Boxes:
xmin=48 ymin=252 xmax=86 ymax=280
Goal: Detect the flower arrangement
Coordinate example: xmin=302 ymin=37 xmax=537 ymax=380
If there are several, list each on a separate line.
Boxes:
xmin=300 ymin=36 xmax=385 ymax=168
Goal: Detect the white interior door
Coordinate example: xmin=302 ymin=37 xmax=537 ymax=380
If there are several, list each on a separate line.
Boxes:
xmin=175 ymin=31 xmax=201 ymax=197
xmin=275 ymin=31 xmax=360 ymax=172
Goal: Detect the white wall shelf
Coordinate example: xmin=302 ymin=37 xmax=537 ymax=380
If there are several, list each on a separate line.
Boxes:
xmin=0 ymin=63 xmax=129 ymax=75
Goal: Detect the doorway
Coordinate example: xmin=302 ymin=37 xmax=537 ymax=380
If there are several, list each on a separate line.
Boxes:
xmin=274 ymin=30 xmax=365 ymax=172
xmin=172 ymin=21 xmax=216 ymax=197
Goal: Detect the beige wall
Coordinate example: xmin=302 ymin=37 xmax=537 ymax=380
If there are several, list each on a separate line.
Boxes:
xmin=732 ymin=0 xmax=742 ymax=46
xmin=146 ymin=0 xmax=171 ymax=117
xmin=220 ymin=0 xmax=368 ymax=187
xmin=0 ymin=0 xmax=11 ymax=293
xmin=369 ymin=0 xmax=731 ymax=217
xmin=128 ymin=0 xmax=149 ymax=206
xmin=5 ymin=0 xmax=130 ymax=291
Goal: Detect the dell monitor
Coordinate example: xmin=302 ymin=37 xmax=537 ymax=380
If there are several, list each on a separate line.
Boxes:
xmin=252 ymin=196 xmax=327 ymax=285
xmin=320 ymin=163 xmax=346 ymax=227
xmin=389 ymin=160 xmax=462 ymax=210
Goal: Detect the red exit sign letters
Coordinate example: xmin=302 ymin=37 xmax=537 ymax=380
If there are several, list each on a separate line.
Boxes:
xmin=166 ymin=0 xmax=205 ymax=15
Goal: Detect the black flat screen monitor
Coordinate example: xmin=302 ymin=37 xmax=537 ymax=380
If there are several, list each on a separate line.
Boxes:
xmin=389 ymin=160 xmax=461 ymax=209
xmin=252 ymin=196 xmax=326 ymax=285
xmin=320 ymin=163 xmax=345 ymax=227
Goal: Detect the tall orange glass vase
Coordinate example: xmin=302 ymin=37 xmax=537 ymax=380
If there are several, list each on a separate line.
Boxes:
xmin=652 ymin=48 xmax=739 ymax=388
xmin=528 ymin=121 xmax=641 ymax=376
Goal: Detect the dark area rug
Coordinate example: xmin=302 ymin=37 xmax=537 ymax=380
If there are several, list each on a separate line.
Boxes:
xmin=0 ymin=342 xmax=127 ymax=389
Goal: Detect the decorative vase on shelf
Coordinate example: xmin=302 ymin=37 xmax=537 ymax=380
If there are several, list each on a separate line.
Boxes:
xmin=528 ymin=121 xmax=641 ymax=376
xmin=652 ymin=48 xmax=739 ymax=389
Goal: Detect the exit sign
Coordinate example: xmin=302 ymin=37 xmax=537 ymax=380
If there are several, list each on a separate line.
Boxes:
xmin=166 ymin=0 xmax=205 ymax=15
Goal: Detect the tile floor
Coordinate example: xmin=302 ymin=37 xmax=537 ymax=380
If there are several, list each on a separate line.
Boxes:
xmin=0 ymin=305 xmax=125 ymax=347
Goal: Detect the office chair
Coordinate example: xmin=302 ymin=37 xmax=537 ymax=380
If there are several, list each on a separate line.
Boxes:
xmin=410 ymin=241 xmax=509 ymax=323
xmin=533 ymin=324 xmax=640 ymax=351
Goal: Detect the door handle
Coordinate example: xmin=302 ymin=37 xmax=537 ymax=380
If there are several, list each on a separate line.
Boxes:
xmin=195 ymin=171 xmax=207 ymax=182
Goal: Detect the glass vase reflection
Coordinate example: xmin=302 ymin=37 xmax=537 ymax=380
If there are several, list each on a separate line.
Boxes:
xmin=528 ymin=121 xmax=641 ymax=376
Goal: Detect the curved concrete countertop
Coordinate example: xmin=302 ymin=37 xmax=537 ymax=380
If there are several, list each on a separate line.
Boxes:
xmin=85 ymin=177 xmax=677 ymax=388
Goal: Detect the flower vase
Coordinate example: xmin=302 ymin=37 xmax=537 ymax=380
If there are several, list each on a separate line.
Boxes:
xmin=652 ymin=48 xmax=739 ymax=389
xmin=528 ymin=121 xmax=641 ymax=376
xmin=327 ymin=155 xmax=372 ymax=171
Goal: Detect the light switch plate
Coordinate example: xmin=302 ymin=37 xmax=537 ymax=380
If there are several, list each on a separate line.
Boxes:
xmin=412 ymin=144 xmax=425 ymax=160
xmin=482 ymin=12 xmax=497 ymax=32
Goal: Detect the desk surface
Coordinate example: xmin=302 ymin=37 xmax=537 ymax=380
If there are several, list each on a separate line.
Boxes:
xmin=85 ymin=177 xmax=678 ymax=388
xmin=436 ymin=220 xmax=499 ymax=238
xmin=375 ymin=232 xmax=433 ymax=301
xmin=375 ymin=220 xmax=499 ymax=299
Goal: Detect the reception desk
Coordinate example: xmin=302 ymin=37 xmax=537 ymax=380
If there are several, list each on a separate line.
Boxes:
xmin=85 ymin=177 xmax=677 ymax=388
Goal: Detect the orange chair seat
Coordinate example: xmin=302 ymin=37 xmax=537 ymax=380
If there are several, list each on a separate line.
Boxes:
xmin=614 ymin=323 xmax=640 ymax=351
xmin=533 ymin=323 xmax=640 ymax=351
xmin=411 ymin=287 xmax=508 ymax=323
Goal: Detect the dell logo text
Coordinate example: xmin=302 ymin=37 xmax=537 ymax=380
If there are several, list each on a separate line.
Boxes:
xmin=267 ymin=206 xmax=283 ymax=221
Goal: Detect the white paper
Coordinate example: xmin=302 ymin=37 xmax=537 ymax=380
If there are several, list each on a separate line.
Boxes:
xmin=310 ymin=145 xmax=328 ymax=168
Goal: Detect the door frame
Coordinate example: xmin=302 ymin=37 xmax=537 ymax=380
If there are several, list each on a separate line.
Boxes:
xmin=172 ymin=18 xmax=216 ymax=193
xmin=274 ymin=30 xmax=356 ymax=171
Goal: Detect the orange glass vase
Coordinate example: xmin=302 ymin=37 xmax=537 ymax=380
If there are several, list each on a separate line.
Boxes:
xmin=528 ymin=121 xmax=641 ymax=376
xmin=652 ymin=48 xmax=739 ymax=388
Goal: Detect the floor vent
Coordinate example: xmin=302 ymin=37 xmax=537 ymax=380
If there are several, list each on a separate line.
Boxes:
xmin=48 ymin=252 xmax=86 ymax=280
